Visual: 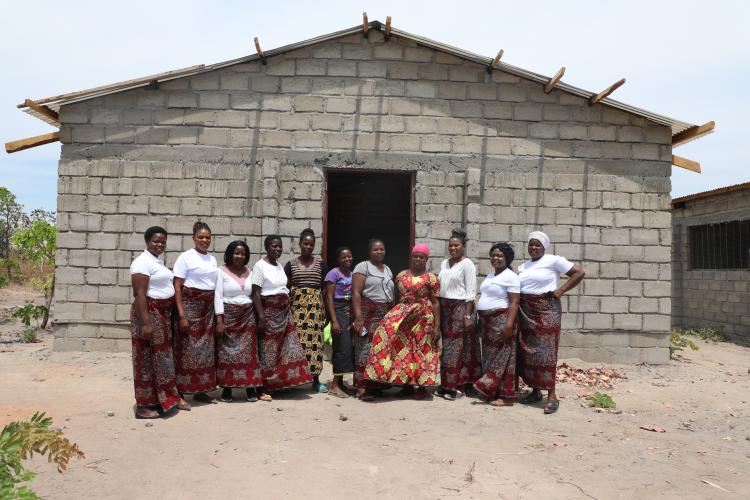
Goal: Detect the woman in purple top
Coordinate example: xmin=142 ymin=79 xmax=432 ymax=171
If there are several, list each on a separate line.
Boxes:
xmin=324 ymin=247 xmax=354 ymax=398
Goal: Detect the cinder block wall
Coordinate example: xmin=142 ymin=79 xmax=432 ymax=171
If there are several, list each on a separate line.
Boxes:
xmin=672 ymin=190 xmax=750 ymax=343
xmin=54 ymin=31 xmax=673 ymax=362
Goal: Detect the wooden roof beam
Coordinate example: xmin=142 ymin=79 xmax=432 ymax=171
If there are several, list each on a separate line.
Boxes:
xmin=5 ymin=132 xmax=60 ymax=154
xmin=544 ymin=67 xmax=566 ymax=94
xmin=362 ymin=12 xmax=369 ymax=37
xmin=672 ymin=121 xmax=716 ymax=147
xmin=254 ymin=37 xmax=266 ymax=65
xmin=384 ymin=16 xmax=392 ymax=40
xmin=487 ymin=49 xmax=504 ymax=73
xmin=23 ymin=99 xmax=59 ymax=124
xmin=590 ymin=78 xmax=626 ymax=105
xmin=672 ymin=154 xmax=701 ymax=173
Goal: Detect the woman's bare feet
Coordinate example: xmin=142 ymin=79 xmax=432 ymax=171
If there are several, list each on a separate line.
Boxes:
xmin=258 ymin=392 xmax=273 ymax=402
xmin=489 ymin=398 xmax=514 ymax=407
xmin=135 ymin=406 xmax=160 ymax=419
xmin=177 ymin=398 xmax=191 ymax=411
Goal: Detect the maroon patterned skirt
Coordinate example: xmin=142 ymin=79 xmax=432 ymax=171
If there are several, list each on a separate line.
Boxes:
xmin=130 ymin=296 xmax=181 ymax=412
xmin=259 ymin=294 xmax=313 ymax=390
xmin=518 ymin=293 xmax=562 ymax=390
xmin=216 ymin=302 xmax=262 ymax=388
xmin=474 ymin=307 xmax=516 ymax=399
xmin=173 ymin=287 xmax=216 ymax=394
xmin=439 ymin=298 xmax=481 ymax=391
xmin=354 ymin=298 xmax=392 ymax=388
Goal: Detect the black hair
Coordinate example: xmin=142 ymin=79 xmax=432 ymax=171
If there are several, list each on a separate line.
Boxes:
xmin=335 ymin=246 xmax=351 ymax=259
xmin=192 ymin=221 xmax=211 ymax=236
xmin=367 ymin=238 xmax=385 ymax=252
xmin=144 ymin=226 xmax=167 ymax=242
xmin=299 ymin=228 xmax=316 ymax=241
xmin=224 ymin=240 xmax=250 ymax=266
xmin=264 ymin=234 xmax=282 ymax=250
xmin=489 ymin=241 xmax=515 ymax=266
xmin=450 ymin=227 xmax=468 ymax=246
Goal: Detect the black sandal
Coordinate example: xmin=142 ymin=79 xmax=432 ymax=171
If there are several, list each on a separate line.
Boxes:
xmin=220 ymin=388 xmax=233 ymax=403
xmin=520 ymin=391 xmax=544 ymax=404
xmin=246 ymin=388 xmax=258 ymax=403
xmin=544 ymin=399 xmax=560 ymax=414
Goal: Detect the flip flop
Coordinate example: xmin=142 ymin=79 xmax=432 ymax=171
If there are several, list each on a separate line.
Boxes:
xmin=544 ymin=399 xmax=560 ymax=414
xmin=316 ymin=383 xmax=329 ymax=394
xmin=259 ymin=393 xmax=273 ymax=402
xmin=135 ymin=407 xmax=160 ymax=419
xmin=520 ymin=391 xmax=543 ymax=405
xmin=329 ymin=389 xmax=349 ymax=399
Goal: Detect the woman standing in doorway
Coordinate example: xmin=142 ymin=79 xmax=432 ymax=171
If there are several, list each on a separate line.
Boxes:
xmin=364 ymin=244 xmax=441 ymax=400
xmin=215 ymin=240 xmax=262 ymax=403
xmin=437 ymin=228 xmax=478 ymax=400
xmin=351 ymin=239 xmax=395 ymax=401
xmin=252 ymin=235 xmax=313 ymax=401
xmin=130 ymin=226 xmax=190 ymax=418
xmin=518 ymin=231 xmax=585 ymax=414
xmin=324 ymin=247 xmax=355 ymax=398
xmin=173 ymin=222 xmax=219 ymax=404
xmin=474 ymin=242 xmax=520 ymax=407
xmin=284 ymin=228 xmax=328 ymax=393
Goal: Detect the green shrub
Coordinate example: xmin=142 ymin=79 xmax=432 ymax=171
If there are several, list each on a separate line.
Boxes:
xmin=20 ymin=330 xmax=39 ymax=343
xmin=681 ymin=326 xmax=726 ymax=343
xmin=0 ymin=275 xmax=6 ymax=288
xmin=670 ymin=330 xmax=699 ymax=359
xmin=11 ymin=305 xmax=46 ymax=329
xmin=584 ymin=392 xmax=616 ymax=409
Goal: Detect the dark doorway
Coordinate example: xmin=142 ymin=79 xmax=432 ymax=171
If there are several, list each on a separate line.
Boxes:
xmin=324 ymin=170 xmax=415 ymax=273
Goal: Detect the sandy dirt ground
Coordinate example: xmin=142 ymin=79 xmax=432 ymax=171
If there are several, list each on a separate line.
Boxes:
xmin=1 ymin=287 xmax=749 ymax=500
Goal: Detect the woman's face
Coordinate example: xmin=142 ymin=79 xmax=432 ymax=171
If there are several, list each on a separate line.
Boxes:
xmin=267 ymin=238 xmax=283 ymax=260
xmin=232 ymin=245 xmax=247 ymax=268
xmin=369 ymin=242 xmax=385 ymax=264
xmin=147 ymin=233 xmax=167 ymax=257
xmin=448 ymin=237 xmax=464 ymax=259
xmin=490 ymin=248 xmax=507 ymax=272
xmin=528 ymin=239 xmax=545 ymax=260
xmin=299 ymin=236 xmax=315 ymax=257
xmin=193 ymin=229 xmax=212 ymax=253
xmin=411 ymin=251 xmax=428 ymax=272
xmin=337 ymin=249 xmax=353 ymax=270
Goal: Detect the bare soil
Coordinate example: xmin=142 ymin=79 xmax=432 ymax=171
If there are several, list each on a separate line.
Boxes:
xmin=1 ymin=288 xmax=749 ymax=499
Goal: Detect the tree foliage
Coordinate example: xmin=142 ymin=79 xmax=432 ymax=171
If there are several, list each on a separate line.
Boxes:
xmin=12 ymin=220 xmax=56 ymax=329
xmin=0 ymin=188 xmax=25 ymax=261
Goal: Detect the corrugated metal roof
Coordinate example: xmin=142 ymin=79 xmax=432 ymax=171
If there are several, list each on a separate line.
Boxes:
xmin=672 ymin=181 xmax=750 ymax=206
xmin=18 ymin=21 xmax=699 ymax=136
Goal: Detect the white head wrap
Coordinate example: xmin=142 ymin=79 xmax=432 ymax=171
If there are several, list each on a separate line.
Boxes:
xmin=528 ymin=231 xmax=550 ymax=249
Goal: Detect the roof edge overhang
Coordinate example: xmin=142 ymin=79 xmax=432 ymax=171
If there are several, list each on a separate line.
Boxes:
xmin=672 ymin=181 xmax=750 ymax=207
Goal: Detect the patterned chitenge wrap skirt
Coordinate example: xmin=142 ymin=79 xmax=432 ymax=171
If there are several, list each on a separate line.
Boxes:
xmin=332 ymin=299 xmax=354 ymax=375
xmin=130 ymin=296 xmax=181 ymax=412
xmin=439 ymin=298 xmax=481 ymax=391
xmin=216 ymin=302 xmax=262 ymax=388
xmin=518 ymin=293 xmax=562 ymax=391
xmin=259 ymin=294 xmax=313 ymax=391
xmin=474 ymin=307 xmax=516 ymax=400
xmin=354 ymin=297 xmax=393 ymax=388
xmin=173 ymin=287 xmax=217 ymax=394
xmin=290 ymin=286 xmax=326 ymax=377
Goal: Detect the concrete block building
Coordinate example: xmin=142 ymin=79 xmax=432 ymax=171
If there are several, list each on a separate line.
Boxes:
xmin=672 ymin=182 xmax=750 ymax=343
xmin=10 ymin=21 xmax=713 ymax=362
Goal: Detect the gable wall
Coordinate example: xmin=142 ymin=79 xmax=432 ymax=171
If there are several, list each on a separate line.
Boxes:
xmin=54 ymin=30 xmax=674 ymax=362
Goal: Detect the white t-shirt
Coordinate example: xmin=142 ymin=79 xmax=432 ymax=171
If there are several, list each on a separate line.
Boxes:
xmin=251 ymin=259 xmax=289 ymax=296
xmin=172 ymin=248 xmax=218 ymax=291
xmin=518 ymin=254 xmax=574 ymax=295
xmin=477 ymin=268 xmax=520 ymax=311
xmin=438 ymin=258 xmax=477 ymax=301
xmin=214 ymin=266 xmax=253 ymax=315
xmin=129 ymin=250 xmax=175 ymax=299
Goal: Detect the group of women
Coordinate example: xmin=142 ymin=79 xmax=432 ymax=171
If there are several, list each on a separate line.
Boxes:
xmin=129 ymin=222 xmax=584 ymax=419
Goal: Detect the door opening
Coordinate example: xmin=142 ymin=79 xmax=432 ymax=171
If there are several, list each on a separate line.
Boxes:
xmin=324 ymin=170 xmax=415 ymax=273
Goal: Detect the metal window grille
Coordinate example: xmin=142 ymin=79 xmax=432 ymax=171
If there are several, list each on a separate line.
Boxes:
xmin=689 ymin=219 xmax=750 ymax=269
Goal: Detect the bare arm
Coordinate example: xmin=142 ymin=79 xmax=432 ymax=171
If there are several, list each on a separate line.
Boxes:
xmin=502 ymin=292 xmax=520 ymax=342
xmin=252 ymin=284 xmax=265 ymax=334
xmin=351 ymin=273 xmax=365 ymax=334
xmin=173 ymin=277 xmax=189 ymax=333
xmin=131 ymin=274 xmax=153 ymax=340
xmin=324 ymin=282 xmax=340 ymax=334
xmin=214 ymin=275 xmax=225 ymax=336
xmin=430 ymin=288 xmax=441 ymax=335
xmin=553 ymin=265 xmax=585 ymax=299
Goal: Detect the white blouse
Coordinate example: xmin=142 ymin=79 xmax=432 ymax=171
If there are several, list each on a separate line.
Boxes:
xmin=476 ymin=268 xmax=520 ymax=311
xmin=173 ymin=248 xmax=218 ymax=291
xmin=518 ymin=254 xmax=573 ymax=295
xmin=214 ymin=266 xmax=253 ymax=315
xmin=130 ymin=250 xmax=174 ymax=299
xmin=251 ymin=259 xmax=289 ymax=296
xmin=438 ymin=258 xmax=477 ymax=301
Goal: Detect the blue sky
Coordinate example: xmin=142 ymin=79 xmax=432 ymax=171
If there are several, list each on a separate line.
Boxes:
xmin=1 ymin=0 xmax=747 ymax=212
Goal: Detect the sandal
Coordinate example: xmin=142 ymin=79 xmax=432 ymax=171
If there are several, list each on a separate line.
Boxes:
xmin=489 ymin=398 xmax=514 ymax=407
xmin=177 ymin=400 xmax=192 ymax=411
xmin=329 ymin=388 xmax=349 ymax=399
xmin=520 ymin=391 xmax=543 ymax=405
xmin=193 ymin=392 xmax=218 ymax=404
xmin=442 ymin=390 xmax=457 ymax=401
xmin=135 ymin=407 xmax=160 ymax=419
xmin=544 ymin=399 xmax=560 ymax=414
xmin=358 ymin=390 xmax=375 ymax=402
xmin=246 ymin=388 xmax=258 ymax=403
xmin=314 ymin=382 xmax=329 ymax=394
xmin=259 ymin=392 xmax=273 ymax=402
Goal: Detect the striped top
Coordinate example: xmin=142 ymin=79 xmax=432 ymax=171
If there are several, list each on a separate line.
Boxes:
xmin=284 ymin=257 xmax=326 ymax=289
xmin=438 ymin=258 xmax=477 ymax=301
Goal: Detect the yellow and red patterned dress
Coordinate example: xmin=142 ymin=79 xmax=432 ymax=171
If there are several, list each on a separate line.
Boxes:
xmin=364 ymin=271 xmax=441 ymax=386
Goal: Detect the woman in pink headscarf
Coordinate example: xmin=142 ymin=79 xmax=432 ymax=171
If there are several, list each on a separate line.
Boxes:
xmin=364 ymin=244 xmax=441 ymax=400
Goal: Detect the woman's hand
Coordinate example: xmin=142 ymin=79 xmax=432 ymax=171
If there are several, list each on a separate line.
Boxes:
xmin=552 ymin=288 xmax=563 ymax=300
xmin=501 ymin=323 xmax=514 ymax=343
xmin=331 ymin=320 xmax=341 ymax=335
xmin=141 ymin=322 xmax=154 ymax=340
xmin=463 ymin=317 xmax=474 ymax=332
xmin=353 ymin=318 xmax=363 ymax=335
xmin=257 ymin=316 xmax=266 ymax=336
xmin=215 ymin=317 xmax=225 ymax=336
xmin=178 ymin=315 xmax=189 ymax=333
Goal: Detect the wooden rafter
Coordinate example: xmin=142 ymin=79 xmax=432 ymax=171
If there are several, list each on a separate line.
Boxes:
xmin=544 ymin=67 xmax=566 ymax=94
xmin=23 ymin=99 xmax=59 ymax=124
xmin=254 ymin=37 xmax=266 ymax=65
xmin=5 ymin=132 xmax=60 ymax=154
xmin=590 ymin=78 xmax=626 ymax=104
xmin=672 ymin=121 xmax=715 ymax=147
xmin=362 ymin=12 xmax=369 ymax=36
xmin=385 ymin=16 xmax=392 ymax=38
xmin=672 ymin=155 xmax=701 ymax=173
xmin=491 ymin=49 xmax=504 ymax=69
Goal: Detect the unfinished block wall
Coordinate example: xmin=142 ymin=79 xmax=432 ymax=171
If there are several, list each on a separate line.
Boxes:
xmin=54 ymin=30 xmax=673 ymax=362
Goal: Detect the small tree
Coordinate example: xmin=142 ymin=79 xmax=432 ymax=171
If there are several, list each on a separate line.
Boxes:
xmin=0 ymin=188 xmax=25 ymax=274
xmin=12 ymin=220 xmax=56 ymax=329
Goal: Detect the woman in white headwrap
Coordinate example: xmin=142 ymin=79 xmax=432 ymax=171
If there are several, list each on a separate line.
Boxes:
xmin=517 ymin=231 xmax=585 ymax=414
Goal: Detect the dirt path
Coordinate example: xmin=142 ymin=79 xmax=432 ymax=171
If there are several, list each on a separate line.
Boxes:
xmin=2 ymin=326 xmax=749 ymax=500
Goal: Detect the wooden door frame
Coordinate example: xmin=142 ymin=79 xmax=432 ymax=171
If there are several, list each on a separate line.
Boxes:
xmin=322 ymin=168 xmax=416 ymax=264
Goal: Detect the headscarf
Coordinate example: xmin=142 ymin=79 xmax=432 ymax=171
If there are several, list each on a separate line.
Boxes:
xmin=411 ymin=243 xmax=430 ymax=256
xmin=528 ymin=231 xmax=550 ymax=249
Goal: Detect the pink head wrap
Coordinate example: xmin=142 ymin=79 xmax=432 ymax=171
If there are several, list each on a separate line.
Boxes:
xmin=411 ymin=243 xmax=430 ymax=256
